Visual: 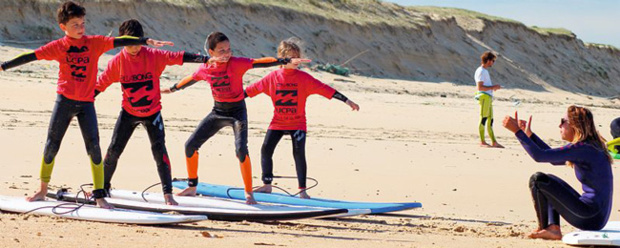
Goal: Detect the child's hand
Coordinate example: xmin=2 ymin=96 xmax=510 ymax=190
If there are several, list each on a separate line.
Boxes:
xmin=494 ymin=84 xmax=501 ymax=91
xmin=161 ymin=88 xmax=172 ymax=94
xmin=210 ymin=56 xmax=228 ymax=64
xmin=290 ymin=58 xmax=311 ymax=65
xmin=147 ymin=39 xmax=174 ymax=47
xmin=346 ymin=100 xmax=360 ymax=111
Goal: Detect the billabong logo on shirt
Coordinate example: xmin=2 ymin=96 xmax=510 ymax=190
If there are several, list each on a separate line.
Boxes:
xmin=275 ymin=90 xmax=298 ymax=106
xmin=211 ymin=75 xmax=230 ymax=87
xmin=67 ymin=46 xmax=89 ymax=53
xmin=121 ymin=72 xmax=153 ymax=83
xmin=122 ymin=80 xmax=154 ymax=107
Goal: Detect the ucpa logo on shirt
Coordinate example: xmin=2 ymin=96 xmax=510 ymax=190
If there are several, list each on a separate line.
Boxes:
xmin=65 ymin=46 xmax=90 ymax=81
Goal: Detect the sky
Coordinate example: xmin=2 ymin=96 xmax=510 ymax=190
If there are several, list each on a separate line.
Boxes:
xmin=385 ymin=0 xmax=620 ymax=48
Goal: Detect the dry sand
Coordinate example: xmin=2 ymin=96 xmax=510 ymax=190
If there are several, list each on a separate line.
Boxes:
xmin=0 ymin=45 xmax=618 ymax=248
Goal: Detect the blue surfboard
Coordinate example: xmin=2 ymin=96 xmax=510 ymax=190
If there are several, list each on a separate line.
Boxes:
xmin=173 ymin=181 xmax=421 ymax=214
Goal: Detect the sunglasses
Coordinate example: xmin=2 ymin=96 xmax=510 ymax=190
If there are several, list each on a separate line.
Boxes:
xmin=560 ymin=118 xmax=568 ymax=126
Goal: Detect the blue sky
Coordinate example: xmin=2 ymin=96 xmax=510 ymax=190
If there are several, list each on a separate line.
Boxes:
xmin=385 ymin=0 xmax=620 ymax=48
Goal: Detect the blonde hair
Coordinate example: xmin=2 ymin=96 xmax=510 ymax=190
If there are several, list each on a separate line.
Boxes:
xmin=565 ymin=105 xmax=612 ymax=167
xmin=277 ymin=37 xmax=302 ymax=59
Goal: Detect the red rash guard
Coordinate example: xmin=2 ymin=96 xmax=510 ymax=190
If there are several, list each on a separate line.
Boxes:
xmin=246 ymin=69 xmax=336 ymax=131
xmin=191 ymin=57 xmax=253 ymax=102
xmin=96 ymin=47 xmax=184 ymax=117
xmin=35 ymin=35 xmax=115 ymax=102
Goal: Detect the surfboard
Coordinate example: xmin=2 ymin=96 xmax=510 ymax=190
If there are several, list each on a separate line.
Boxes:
xmin=172 ymin=181 xmax=422 ymax=214
xmin=109 ymin=189 xmax=369 ymax=218
xmin=562 ymin=221 xmax=620 ymax=246
xmin=49 ymin=190 xmax=356 ymax=221
xmin=0 ymin=195 xmax=206 ymax=225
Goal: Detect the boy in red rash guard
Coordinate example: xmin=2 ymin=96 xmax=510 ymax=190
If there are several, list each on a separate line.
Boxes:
xmin=0 ymin=1 xmax=173 ymax=208
xmin=245 ymin=39 xmax=360 ymax=199
xmin=96 ymin=20 xmax=209 ymax=206
xmin=163 ymin=32 xmax=309 ymax=204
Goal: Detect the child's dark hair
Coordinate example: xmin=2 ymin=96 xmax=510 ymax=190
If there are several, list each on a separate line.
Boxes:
xmin=610 ymin=117 xmax=620 ymax=139
xmin=204 ymin=32 xmax=229 ymax=52
xmin=119 ymin=19 xmax=144 ymax=38
xmin=57 ymin=1 xmax=86 ymax=24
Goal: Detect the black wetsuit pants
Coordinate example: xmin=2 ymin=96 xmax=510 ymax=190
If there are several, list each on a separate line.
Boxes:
xmin=44 ymin=94 xmax=102 ymax=164
xmin=185 ymin=100 xmax=249 ymax=162
xmin=529 ymin=172 xmax=608 ymax=230
xmin=261 ymin=129 xmax=308 ymax=188
xmin=103 ymin=110 xmax=173 ymax=194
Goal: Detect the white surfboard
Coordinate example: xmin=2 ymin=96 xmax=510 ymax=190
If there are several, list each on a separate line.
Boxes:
xmin=563 ymin=221 xmax=620 ymax=246
xmin=109 ymin=189 xmax=370 ymax=219
xmin=52 ymin=190 xmax=368 ymax=221
xmin=0 ymin=195 xmax=206 ymax=225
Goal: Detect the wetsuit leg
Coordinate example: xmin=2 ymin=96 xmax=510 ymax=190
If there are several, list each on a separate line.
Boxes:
xmin=41 ymin=95 xmax=79 ymax=182
xmin=76 ymin=102 xmax=102 ymax=163
xmin=232 ymin=107 xmax=249 ymax=162
xmin=289 ymin=130 xmax=308 ymax=189
xmin=184 ymin=110 xmax=228 ymax=186
xmin=103 ymin=110 xmax=139 ymax=192
xmin=260 ymin=130 xmax=285 ymax=185
xmin=529 ymin=172 xmax=607 ymax=230
xmin=478 ymin=95 xmax=490 ymax=143
xmin=143 ymin=112 xmax=173 ymax=194
xmin=76 ymin=101 xmax=105 ymax=195
xmin=486 ymin=100 xmax=497 ymax=143
xmin=231 ymin=106 xmax=253 ymax=193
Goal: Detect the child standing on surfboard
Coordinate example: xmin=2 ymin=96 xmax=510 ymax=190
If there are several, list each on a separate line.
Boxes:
xmin=0 ymin=1 xmax=173 ymax=208
xmin=246 ymin=38 xmax=359 ymax=199
xmin=96 ymin=19 xmax=210 ymax=206
xmin=163 ymin=32 xmax=310 ymax=204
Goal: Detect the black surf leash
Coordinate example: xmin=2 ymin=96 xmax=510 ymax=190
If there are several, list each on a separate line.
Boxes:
xmin=226 ymin=176 xmax=319 ymax=199
xmin=23 ymin=183 xmax=92 ymax=215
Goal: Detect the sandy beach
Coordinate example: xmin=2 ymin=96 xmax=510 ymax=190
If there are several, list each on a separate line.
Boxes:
xmin=0 ymin=44 xmax=618 ymax=248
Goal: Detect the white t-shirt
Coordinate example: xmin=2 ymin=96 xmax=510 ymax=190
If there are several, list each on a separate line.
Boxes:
xmin=474 ymin=66 xmax=493 ymax=97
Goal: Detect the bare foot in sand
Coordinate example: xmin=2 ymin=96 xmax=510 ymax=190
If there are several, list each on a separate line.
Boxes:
xmin=253 ymin=184 xmax=272 ymax=193
xmin=491 ymin=142 xmax=504 ymax=148
xmin=176 ymin=186 xmax=197 ymax=196
xmin=528 ymin=225 xmax=562 ymax=240
xmin=164 ymin=193 xmax=179 ymax=206
xmin=480 ymin=142 xmax=491 ymax=147
xmin=95 ymin=198 xmax=114 ymax=209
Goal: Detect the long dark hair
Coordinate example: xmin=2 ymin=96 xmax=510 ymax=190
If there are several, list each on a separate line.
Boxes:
xmin=566 ymin=105 xmax=612 ymax=166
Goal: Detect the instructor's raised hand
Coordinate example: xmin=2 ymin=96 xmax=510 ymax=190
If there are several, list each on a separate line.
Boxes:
xmin=503 ymin=111 xmax=521 ymax=133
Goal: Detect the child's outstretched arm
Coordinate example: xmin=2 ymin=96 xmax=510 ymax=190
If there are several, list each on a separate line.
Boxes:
xmin=251 ymin=57 xmax=311 ymax=68
xmin=182 ymin=53 xmax=210 ymax=64
xmin=333 ymin=91 xmax=360 ymax=111
xmin=113 ymin=35 xmax=174 ymax=48
xmin=162 ymin=75 xmax=198 ymax=94
xmin=1 ymin=52 xmax=38 ymax=71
